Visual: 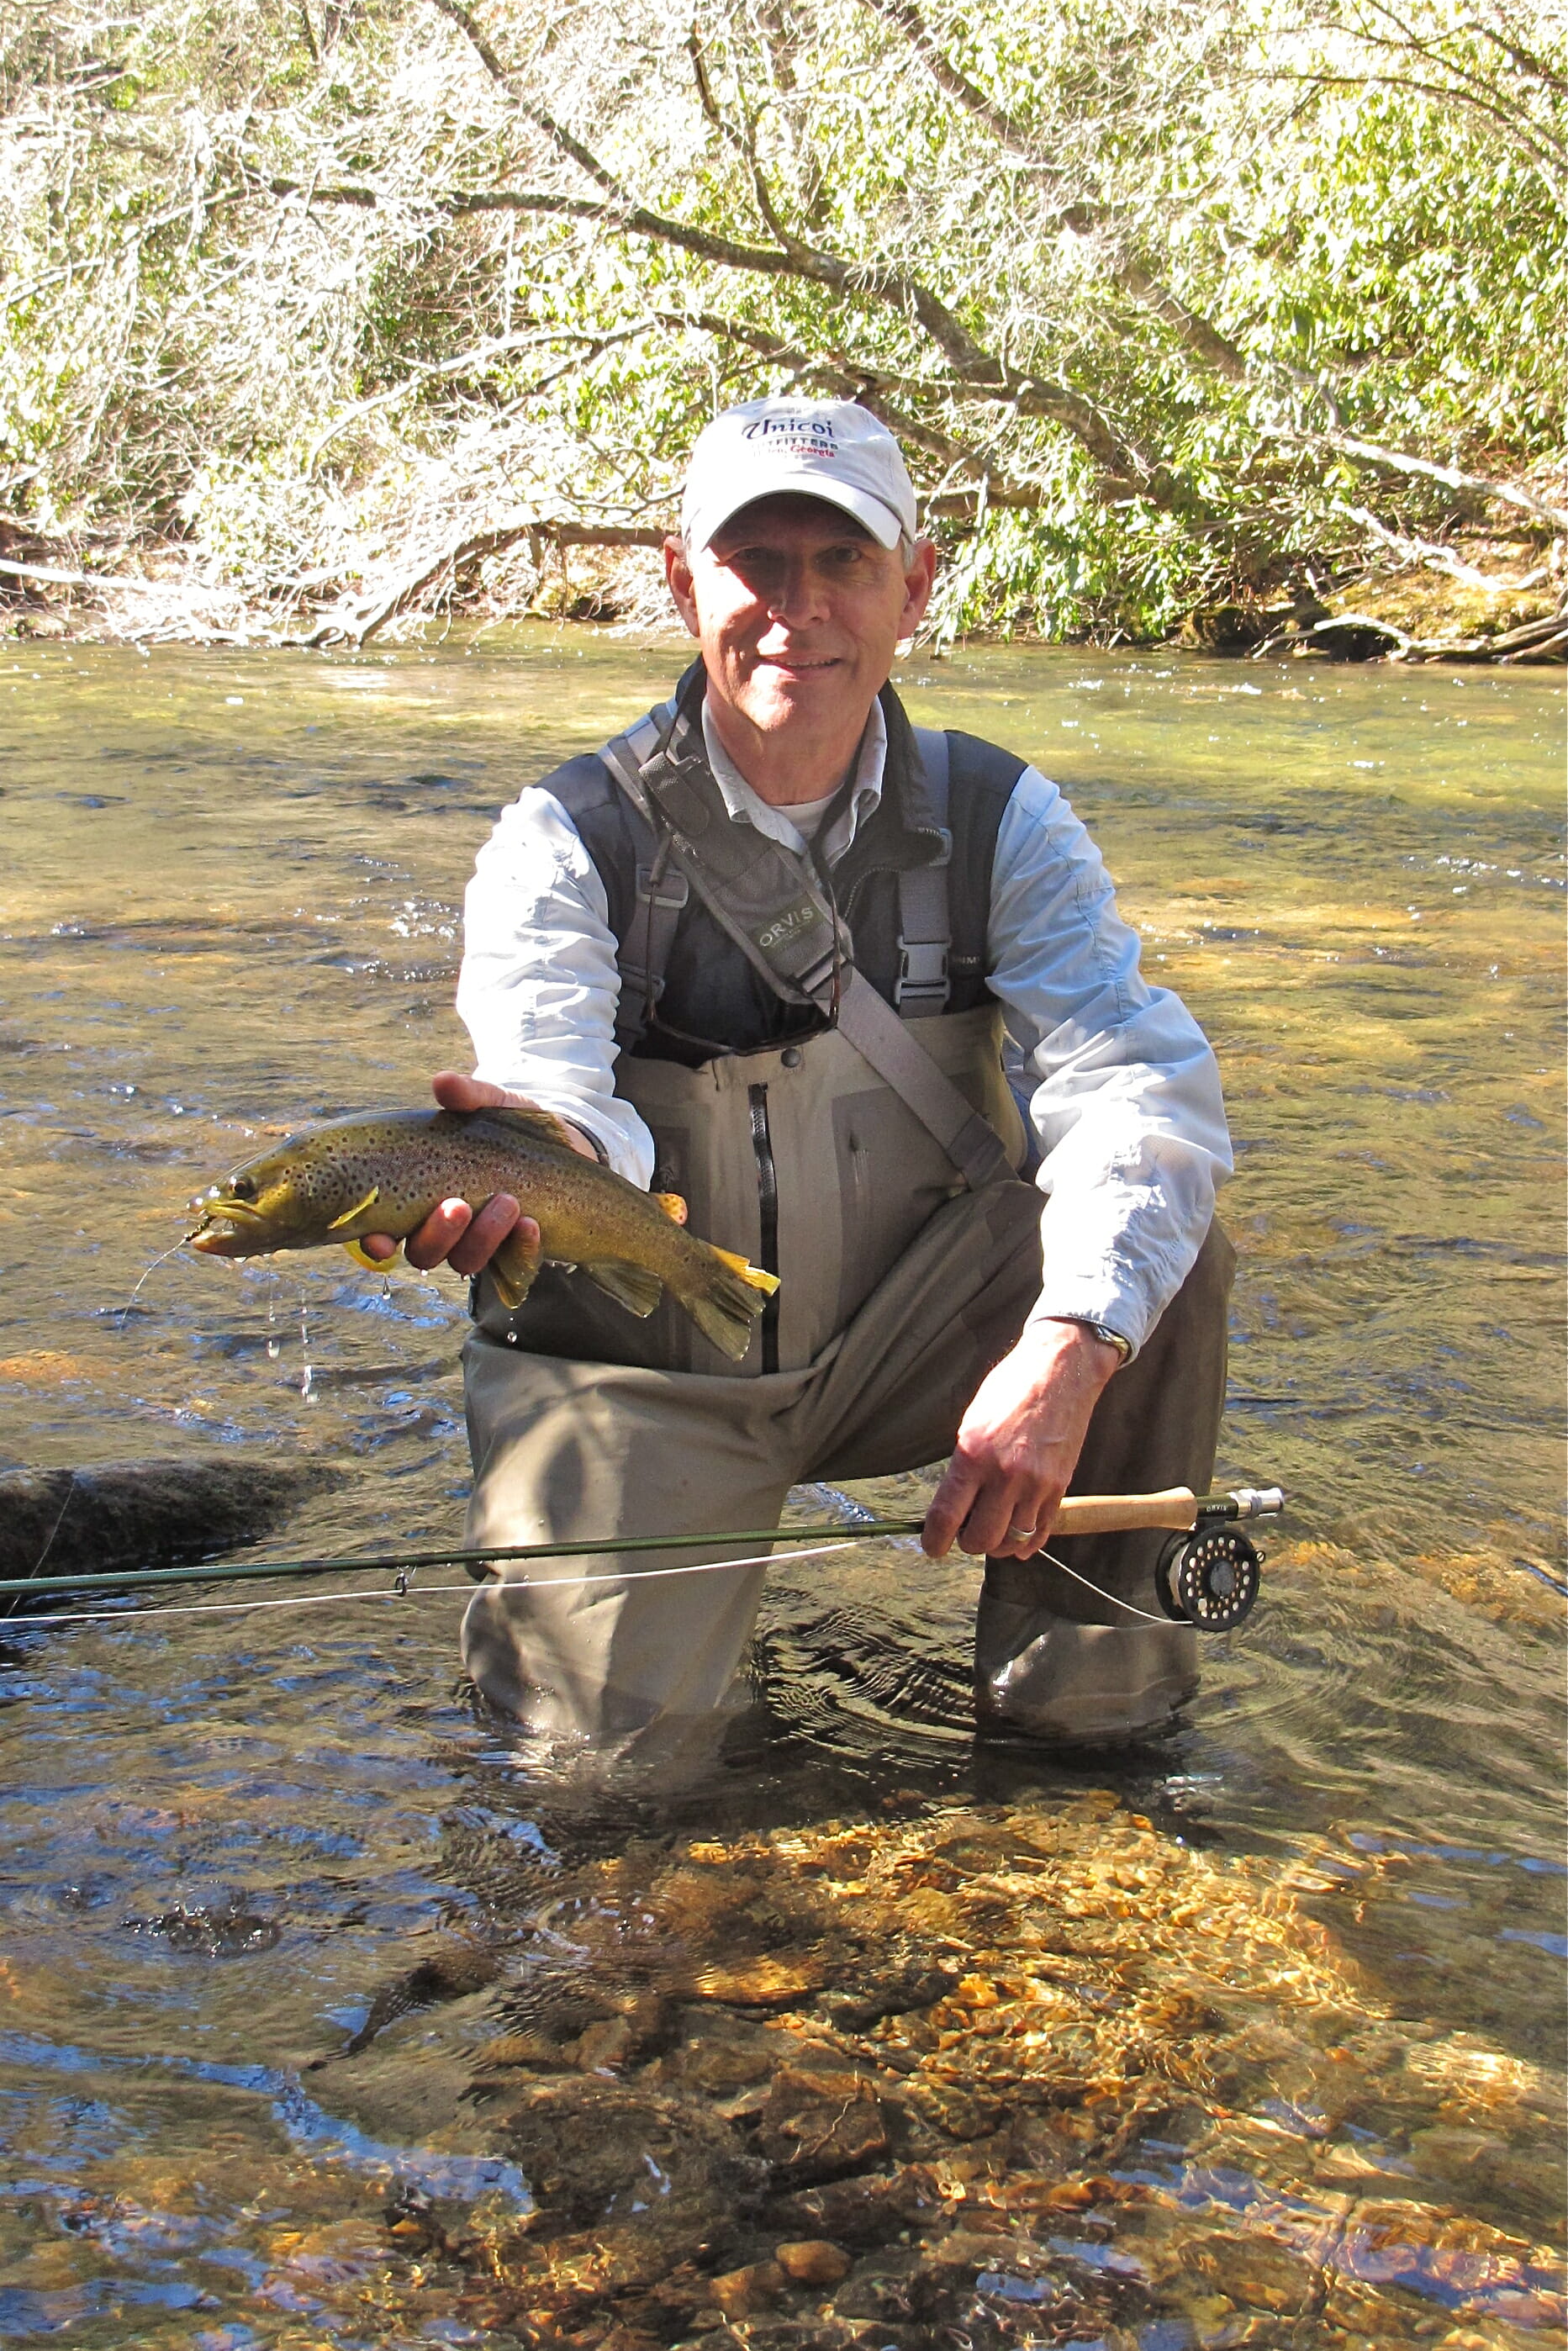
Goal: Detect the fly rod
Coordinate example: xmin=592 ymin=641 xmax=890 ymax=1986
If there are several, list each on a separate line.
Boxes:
xmin=0 ymin=1486 xmax=1283 ymax=1628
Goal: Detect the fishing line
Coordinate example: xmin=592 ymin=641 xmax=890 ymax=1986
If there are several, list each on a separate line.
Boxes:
xmin=116 ymin=1231 xmax=202 ymax=1329
xmin=8 ymin=1540 xmax=859 ymax=1630
xmin=24 ymin=1470 xmax=80 ymax=1580
xmin=1039 ymin=1550 xmax=1173 ymax=1625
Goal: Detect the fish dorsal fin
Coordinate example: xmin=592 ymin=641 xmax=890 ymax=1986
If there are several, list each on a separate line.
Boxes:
xmin=467 ymin=1103 xmax=582 ymax=1153
xmin=654 ymin=1191 xmax=688 ymax=1224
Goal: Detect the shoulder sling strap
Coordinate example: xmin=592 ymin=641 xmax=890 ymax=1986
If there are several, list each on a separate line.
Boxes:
xmin=895 ymin=726 xmax=952 ymax=1014
xmin=599 ymin=712 xmax=1012 ymax=1190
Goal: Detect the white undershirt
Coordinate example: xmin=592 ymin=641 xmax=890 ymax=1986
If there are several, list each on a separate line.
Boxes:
xmin=700 ymin=701 xmax=883 ymax=861
xmin=772 ymin=788 xmax=840 ymax=844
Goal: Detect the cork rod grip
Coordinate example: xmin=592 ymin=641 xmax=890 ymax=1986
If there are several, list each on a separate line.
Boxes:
xmin=1053 ymin=1487 xmax=1198 ymax=1536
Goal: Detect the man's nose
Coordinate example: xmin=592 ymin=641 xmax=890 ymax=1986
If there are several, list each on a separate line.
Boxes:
xmin=763 ymin=555 xmax=832 ymax=626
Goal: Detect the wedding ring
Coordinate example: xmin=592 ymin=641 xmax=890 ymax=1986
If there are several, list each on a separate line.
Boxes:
xmin=1006 ymin=1522 xmax=1037 ymax=1544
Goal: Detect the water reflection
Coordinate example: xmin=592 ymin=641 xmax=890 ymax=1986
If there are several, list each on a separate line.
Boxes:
xmin=0 ymin=634 xmax=1561 ymax=2344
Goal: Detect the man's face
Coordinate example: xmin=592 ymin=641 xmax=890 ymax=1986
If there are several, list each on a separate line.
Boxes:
xmin=665 ymin=494 xmax=936 ymax=768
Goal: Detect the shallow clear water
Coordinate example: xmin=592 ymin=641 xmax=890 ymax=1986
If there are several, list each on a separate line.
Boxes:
xmin=0 ymin=633 xmax=1562 ymax=2348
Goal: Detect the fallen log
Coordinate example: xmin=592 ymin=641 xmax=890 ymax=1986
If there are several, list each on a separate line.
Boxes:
xmin=294 ymin=520 xmax=669 ymax=649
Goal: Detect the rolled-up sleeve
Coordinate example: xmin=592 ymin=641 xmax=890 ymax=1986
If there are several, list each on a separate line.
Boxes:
xmin=987 ymin=767 xmax=1233 ymax=1355
xmin=456 ymin=788 xmax=656 ymax=1187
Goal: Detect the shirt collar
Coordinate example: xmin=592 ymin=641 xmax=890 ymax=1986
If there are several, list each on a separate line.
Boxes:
xmin=700 ymin=697 xmax=888 ymax=865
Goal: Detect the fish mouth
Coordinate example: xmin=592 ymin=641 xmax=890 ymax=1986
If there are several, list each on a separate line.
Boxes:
xmin=186 ymin=1214 xmax=249 ymax=1255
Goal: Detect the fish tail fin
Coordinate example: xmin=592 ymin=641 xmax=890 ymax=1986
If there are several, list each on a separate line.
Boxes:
xmin=710 ymin=1245 xmax=779 ymax=1296
xmin=678 ymin=1242 xmax=779 ymax=1361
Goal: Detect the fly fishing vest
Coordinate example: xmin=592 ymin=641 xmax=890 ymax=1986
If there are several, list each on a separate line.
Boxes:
xmin=478 ymin=667 xmax=1035 ymax=1377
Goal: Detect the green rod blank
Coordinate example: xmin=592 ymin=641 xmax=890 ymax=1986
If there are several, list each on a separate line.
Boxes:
xmin=0 ymin=1518 xmax=928 ymax=1604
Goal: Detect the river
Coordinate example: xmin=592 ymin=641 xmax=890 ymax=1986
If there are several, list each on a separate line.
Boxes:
xmin=0 ymin=633 xmax=1562 ymax=2348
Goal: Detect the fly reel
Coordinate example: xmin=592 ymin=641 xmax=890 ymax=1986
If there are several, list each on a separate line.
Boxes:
xmin=1156 ymin=1524 xmax=1263 ymax=1631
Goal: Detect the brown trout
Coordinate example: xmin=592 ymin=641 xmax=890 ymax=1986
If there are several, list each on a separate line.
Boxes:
xmin=186 ymin=1105 xmax=779 ymax=1360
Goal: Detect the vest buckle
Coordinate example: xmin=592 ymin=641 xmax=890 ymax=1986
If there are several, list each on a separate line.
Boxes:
xmin=635 ymin=861 xmax=691 ymax=915
xmin=895 ymin=939 xmax=951 ymax=1007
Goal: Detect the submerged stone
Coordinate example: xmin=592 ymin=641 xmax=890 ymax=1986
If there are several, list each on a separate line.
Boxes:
xmin=499 ymin=2074 xmax=768 ymax=2239
xmin=0 ymin=1456 xmax=341 ymax=1598
xmin=773 ymin=2238 xmax=852 ymax=2286
xmin=752 ymin=2062 xmax=890 ymax=2180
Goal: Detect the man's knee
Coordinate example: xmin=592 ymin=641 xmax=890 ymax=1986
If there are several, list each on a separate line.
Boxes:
xmin=974 ymin=1593 xmax=1199 ymax=1747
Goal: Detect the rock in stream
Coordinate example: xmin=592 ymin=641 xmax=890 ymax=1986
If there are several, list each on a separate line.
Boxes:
xmin=0 ymin=1456 xmax=342 ymax=1604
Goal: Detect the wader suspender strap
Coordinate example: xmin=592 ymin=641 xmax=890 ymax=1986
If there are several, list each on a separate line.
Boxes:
xmin=895 ymin=726 xmax=952 ymax=1015
xmin=610 ymin=708 xmax=692 ymax=1051
xmin=600 ymin=714 xmax=1012 ymax=1191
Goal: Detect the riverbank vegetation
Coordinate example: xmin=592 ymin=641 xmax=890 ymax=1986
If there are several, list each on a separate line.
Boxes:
xmin=3 ymin=0 xmax=1564 ymax=650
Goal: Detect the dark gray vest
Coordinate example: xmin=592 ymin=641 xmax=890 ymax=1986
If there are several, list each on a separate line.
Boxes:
xmin=531 ymin=666 xmax=1027 ymax=1065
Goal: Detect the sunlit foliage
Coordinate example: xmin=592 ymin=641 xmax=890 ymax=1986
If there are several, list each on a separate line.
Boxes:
xmin=2 ymin=0 xmax=1562 ymax=638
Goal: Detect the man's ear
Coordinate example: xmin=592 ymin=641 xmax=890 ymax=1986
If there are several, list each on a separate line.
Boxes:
xmin=664 ymin=536 xmax=701 ymax=638
xmin=899 ymin=537 xmax=938 ymax=639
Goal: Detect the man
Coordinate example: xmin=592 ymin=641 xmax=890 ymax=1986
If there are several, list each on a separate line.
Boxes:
xmin=367 ymin=399 xmax=1233 ymax=1747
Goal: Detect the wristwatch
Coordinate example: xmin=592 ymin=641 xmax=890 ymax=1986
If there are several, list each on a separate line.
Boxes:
xmin=1070 ymin=1318 xmax=1132 ymax=1366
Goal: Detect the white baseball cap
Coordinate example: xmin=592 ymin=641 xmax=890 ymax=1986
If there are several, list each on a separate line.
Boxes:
xmin=680 ymin=398 xmax=919 ymax=553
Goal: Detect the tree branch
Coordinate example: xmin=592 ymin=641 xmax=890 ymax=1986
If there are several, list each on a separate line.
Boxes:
xmin=283 ymin=169 xmax=1178 ymax=508
xmin=856 ymin=0 xmax=1253 ymax=384
xmin=1270 ymin=427 xmax=1568 ymax=532
xmin=297 ymin=519 xmax=666 ymax=648
xmin=1254 ymin=66 xmax=1563 ymax=172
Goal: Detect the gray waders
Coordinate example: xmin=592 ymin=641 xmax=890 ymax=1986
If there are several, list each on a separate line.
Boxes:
xmin=460 ymin=716 xmax=1233 ymax=1747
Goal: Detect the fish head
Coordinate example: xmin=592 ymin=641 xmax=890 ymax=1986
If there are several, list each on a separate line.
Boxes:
xmin=186 ymin=1140 xmax=319 ymax=1258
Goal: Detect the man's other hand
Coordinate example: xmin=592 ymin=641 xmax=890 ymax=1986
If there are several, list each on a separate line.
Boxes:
xmin=358 ymin=1070 xmax=599 ymax=1279
xmin=922 ymin=1320 xmax=1122 ymax=1561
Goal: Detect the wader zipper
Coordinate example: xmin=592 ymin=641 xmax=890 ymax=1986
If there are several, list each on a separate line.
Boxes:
xmin=747 ymin=1082 xmax=780 ymax=1375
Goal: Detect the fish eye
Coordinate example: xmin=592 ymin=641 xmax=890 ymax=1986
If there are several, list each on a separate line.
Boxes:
xmin=230 ymin=1175 xmax=256 ymax=1202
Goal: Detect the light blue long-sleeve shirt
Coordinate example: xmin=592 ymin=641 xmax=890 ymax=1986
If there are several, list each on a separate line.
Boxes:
xmin=457 ymin=699 xmax=1232 ymax=1355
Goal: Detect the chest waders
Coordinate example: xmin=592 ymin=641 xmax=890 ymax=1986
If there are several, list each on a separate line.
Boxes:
xmin=459 ymin=693 xmax=1232 ymax=1750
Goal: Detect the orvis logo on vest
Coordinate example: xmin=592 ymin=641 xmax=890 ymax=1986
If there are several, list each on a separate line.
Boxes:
xmin=753 ymin=895 xmax=825 ymax=954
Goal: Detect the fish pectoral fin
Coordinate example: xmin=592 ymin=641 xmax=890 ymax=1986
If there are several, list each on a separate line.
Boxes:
xmin=326 ymin=1186 xmax=381 ymax=1234
xmin=580 ymin=1260 xmax=663 ymax=1319
xmin=341 ymin=1239 xmax=385 ymax=1272
xmin=653 ymin=1190 xmax=689 ymax=1225
xmin=490 ymin=1223 xmax=543 ymax=1313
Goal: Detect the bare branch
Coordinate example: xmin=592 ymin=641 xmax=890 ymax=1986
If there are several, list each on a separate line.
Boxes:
xmin=1269 ymin=426 xmax=1568 ymax=531
xmin=1343 ymin=505 xmax=1549 ymax=589
xmin=856 ymin=0 xmax=1253 ymax=384
xmin=1254 ymin=65 xmax=1564 ymax=172
xmin=297 ymin=519 xmax=666 ymax=648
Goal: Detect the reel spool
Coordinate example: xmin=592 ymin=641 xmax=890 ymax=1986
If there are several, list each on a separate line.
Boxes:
xmin=1156 ymin=1525 xmax=1263 ymax=1631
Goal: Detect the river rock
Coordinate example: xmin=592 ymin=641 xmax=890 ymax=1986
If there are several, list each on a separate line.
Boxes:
xmin=773 ymin=2238 xmax=852 ymax=2285
xmin=708 ymin=2259 xmax=784 ymax=2317
xmin=826 ymin=2243 xmax=924 ymax=2322
xmin=0 ymin=1457 xmax=342 ymax=1597
xmin=752 ymin=2061 xmax=890 ymax=2180
xmin=499 ymin=2074 xmax=767 ymax=2240
xmin=768 ymin=2162 xmax=942 ymax=2243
